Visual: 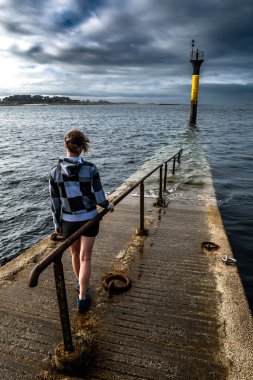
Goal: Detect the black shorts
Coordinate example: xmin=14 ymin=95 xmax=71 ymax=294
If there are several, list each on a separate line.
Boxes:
xmin=61 ymin=219 xmax=100 ymax=239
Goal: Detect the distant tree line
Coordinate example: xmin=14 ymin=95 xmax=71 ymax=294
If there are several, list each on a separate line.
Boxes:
xmin=1 ymin=95 xmax=76 ymax=104
xmin=0 ymin=95 xmax=112 ymax=105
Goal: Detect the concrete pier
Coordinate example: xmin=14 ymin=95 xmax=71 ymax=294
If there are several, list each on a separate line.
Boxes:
xmin=0 ymin=185 xmax=253 ymax=379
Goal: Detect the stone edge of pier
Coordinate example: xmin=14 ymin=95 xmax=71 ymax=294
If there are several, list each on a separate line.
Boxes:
xmin=206 ymin=186 xmax=253 ymax=380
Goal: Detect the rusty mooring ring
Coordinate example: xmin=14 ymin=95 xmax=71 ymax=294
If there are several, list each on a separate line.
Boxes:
xmin=201 ymin=241 xmax=220 ymax=251
xmin=102 ymin=273 xmax=131 ymax=293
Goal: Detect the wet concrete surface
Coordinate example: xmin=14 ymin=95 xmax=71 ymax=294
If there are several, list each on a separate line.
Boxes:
xmin=0 ymin=192 xmax=253 ymax=379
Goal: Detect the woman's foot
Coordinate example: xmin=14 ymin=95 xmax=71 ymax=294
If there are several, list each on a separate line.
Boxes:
xmin=76 ymin=292 xmax=91 ymax=312
xmin=75 ymin=283 xmax=92 ymax=297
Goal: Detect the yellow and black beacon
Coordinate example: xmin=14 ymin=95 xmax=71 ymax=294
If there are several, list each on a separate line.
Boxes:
xmin=189 ymin=40 xmax=204 ymax=125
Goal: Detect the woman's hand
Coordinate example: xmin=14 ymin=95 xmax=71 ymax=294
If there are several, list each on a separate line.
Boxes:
xmin=108 ymin=203 xmax=114 ymax=212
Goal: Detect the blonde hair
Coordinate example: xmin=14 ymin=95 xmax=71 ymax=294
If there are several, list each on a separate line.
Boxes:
xmin=64 ymin=129 xmax=90 ymax=154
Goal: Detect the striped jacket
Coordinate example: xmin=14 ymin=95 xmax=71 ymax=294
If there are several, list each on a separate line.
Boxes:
xmin=49 ymin=157 xmax=109 ymax=228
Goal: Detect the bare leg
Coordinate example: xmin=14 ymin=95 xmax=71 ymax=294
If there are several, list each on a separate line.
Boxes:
xmin=70 ymin=238 xmax=81 ymax=280
xmin=79 ymin=235 xmax=96 ymax=300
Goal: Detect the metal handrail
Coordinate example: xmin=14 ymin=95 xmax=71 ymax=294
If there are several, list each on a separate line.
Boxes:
xmin=28 ymin=148 xmax=182 ymax=352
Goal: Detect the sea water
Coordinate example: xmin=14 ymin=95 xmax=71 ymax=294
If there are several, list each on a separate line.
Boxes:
xmin=0 ymin=103 xmax=252 ymax=310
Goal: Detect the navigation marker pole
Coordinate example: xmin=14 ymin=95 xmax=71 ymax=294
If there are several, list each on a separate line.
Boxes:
xmin=189 ymin=40 xmax=204 ymax=125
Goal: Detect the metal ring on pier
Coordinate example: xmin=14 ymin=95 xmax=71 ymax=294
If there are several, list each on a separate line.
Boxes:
xmin=201 ymin=241 xmax=220 ymax=251
xmin=102 ymin=273 xmax=131 ymax=293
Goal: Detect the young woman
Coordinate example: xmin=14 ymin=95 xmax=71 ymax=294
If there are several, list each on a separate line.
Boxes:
xmin=49 ymin=129 xmax=114 ymax=312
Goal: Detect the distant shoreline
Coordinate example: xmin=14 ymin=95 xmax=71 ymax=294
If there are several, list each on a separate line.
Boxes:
xmin=0 ymin=94 xmax=138 ymax=106
xmin=0 ymin=95 xmax=182 ymax=106
xmin=0 ymin=102 xmax=138 ymax=106
xmin=0 ymin=102 xmax=182 ymax=107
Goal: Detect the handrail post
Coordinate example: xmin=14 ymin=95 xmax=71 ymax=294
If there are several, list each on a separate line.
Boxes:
xmin=53 ymin=257 xmax=74 ymax=352
xmin=177 ymin=151 xmax=181 ymax=164
xmin=172 ymin=157 xmax=176 ymax=175
xmin=154 ymin=165 xmax=166 ymax=207
xmin=140 ymin=181 xmax=145 ymax=232
xmin=136 ymin=181 xmax=148 ymax=236
xmin=159 ymin=166 xmax=163 ymax=199
xmin=163 ymin=162 xmax=168 ymax=192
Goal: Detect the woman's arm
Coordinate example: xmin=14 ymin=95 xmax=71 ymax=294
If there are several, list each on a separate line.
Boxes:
xmin=92 ymin=165 xmax=114 ymax=211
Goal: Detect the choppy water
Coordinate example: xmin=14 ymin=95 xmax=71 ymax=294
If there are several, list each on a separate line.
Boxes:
xmin=0 ymin=103 xmax=252 ymax=311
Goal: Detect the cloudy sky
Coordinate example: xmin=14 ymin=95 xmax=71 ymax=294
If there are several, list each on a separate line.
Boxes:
xmin=0 ymin=0 xmax=252 ymax=104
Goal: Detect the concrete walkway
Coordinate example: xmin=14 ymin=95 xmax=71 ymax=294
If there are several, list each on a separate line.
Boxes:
xmin=0 ymin=188 xmax=253 ymax=380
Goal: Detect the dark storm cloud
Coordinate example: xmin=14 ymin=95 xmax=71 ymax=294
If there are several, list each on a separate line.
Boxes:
xmin=0 ymin=0 xmax=253 ymax=102
xmin=12 ymin=43 xmax=179 ymax=70
xmin=3 ymin=22 xmax=33 ymax=35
